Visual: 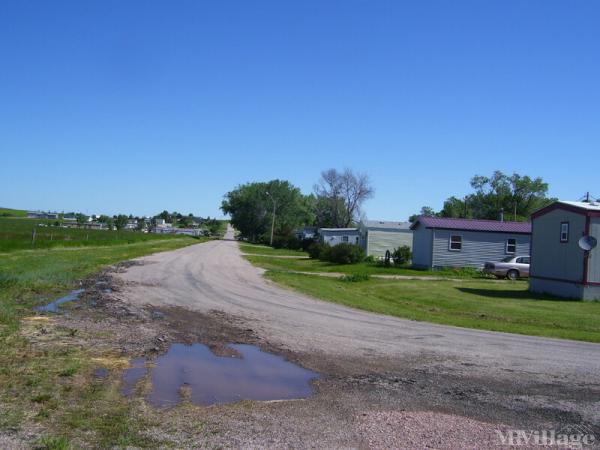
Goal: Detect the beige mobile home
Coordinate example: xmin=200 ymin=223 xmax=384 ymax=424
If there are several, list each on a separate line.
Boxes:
xmin=359 ymin=220 xmax=413 ymax=258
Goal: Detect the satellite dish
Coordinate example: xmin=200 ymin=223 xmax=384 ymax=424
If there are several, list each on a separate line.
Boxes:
xmin=579 ymin=236 xmax=598 ymax=251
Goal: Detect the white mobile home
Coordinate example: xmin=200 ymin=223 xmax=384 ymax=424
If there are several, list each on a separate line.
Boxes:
xmin=530 ymin=201 xmax=600 ymax=300
xmin=359 ymin=220 xmax=413 ymax=258
xmin=319 ymin=228 xmax=360 ymax=246
xmin=410 ymin=217 xmax=531 ymax=270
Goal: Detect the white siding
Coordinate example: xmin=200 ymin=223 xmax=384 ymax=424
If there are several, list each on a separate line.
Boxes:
xmin=320 ymin=230 xmax=360 ymax=247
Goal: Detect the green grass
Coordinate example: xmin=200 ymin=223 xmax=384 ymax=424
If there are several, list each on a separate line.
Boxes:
xmin=266 ymin=272 xmax=600 ymax=342
xmin=0 ymin=217 xmax=192 ymax=252
xmin=244 ymin=254 xmax=487 ymax=278
xmin=0 ymin=207 xmax=27 ymax=218
xmin=0 ymin=236 xmax=203 ymax=446
xmin=239 ymin=243 xmax=309 ymax=257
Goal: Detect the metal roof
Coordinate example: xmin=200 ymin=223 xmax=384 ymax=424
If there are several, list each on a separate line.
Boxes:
xmin=558 ymin=201 xmax=600 ymax=211
xmin=362 ymin=220 xmax=412 ymax=230
xmin=410 ymin=216 xmax=531 ymax=234
xmin=318 ymin=228 xmax=359 ymax=232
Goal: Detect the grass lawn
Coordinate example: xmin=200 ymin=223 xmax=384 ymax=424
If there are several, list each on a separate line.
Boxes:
xmin=0 ymin=236 xmax=204 ymax=447
xmin=266 ymin=272 xmax=600 ymax=342
xmin=245 ymin=254 xmax=487 ymax=278
xmin=239 ymin=243 xmax=309 ymax=257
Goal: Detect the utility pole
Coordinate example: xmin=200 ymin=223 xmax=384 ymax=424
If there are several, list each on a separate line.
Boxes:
xmin=266 ymin=191 xmax=277 ymax=247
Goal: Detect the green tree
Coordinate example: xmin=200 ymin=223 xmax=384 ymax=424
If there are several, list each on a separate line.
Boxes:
xmin=409 ymin=206 xmax=437 ymax=223
xmin=75 ymin=213 xmax=88 ymax=227
xmin=221 ymin=180 xmax=314 ymax=243
xmin=114 ymin=214 xmax=128 ymax=231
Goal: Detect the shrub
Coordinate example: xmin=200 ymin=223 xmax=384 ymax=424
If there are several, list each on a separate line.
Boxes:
xmin=307 ymin=242 xmax=325 ymax=259
xmin=338 ymin=273 xmax=371 ymax=282
xmin=327 ymin=243 xmax=365 ymax=265
xmin=271 ymin=233 xmax=302 ymax=250
xmin=392 ymin=245 xmax=412 ymax=266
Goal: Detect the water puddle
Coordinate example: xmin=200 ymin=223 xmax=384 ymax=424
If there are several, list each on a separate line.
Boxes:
xmin=36 ymin=289 xmax=85 ymax=313
xmin=122 ymin=343 xmax=318 ymax=407
xmin=93 ymin=368 xmax=109 ymax=379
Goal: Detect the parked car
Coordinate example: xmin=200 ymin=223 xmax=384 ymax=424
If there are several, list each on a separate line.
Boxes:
xmin=483 ymin=256 xmax=530 ymax=280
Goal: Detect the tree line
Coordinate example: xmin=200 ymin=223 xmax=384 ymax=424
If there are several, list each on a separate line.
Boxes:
xmin=223 ymin=169 xmax=554 ymax=246
xmin=409 ymin=171 xmax=554 ymax=222
xmin=221 ymin=168 xmax=374 ymax=244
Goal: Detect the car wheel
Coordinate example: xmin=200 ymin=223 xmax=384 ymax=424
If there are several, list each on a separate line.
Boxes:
xmin=506 ymin=269 xmax=519 ymax=280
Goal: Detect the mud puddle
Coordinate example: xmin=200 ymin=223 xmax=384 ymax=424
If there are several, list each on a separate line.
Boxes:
xmin=37 ymin=288 xmax=85 ymax=313
xmin=122 ymin=343 xmax=319 ymax=407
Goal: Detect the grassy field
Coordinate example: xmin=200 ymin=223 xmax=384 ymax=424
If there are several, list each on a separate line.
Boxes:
xmin=266 ymin=272 xmax=600 ymax=342
xmin=239 ymin=243 xmax=309 ymax=257
xmin=0 ymin=236 xmax=203 ymax=447
xmin=0 ymin=217 xmax=192 ymax=252
xmin=244 ymin=253 xmax=487 ymax=278
xmin=0 ymin=207 xmax=27 ymax=217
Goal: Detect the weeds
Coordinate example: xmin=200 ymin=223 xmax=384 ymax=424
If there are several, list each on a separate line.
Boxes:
xmin=338 ymin=273 xmax=371 ymax=282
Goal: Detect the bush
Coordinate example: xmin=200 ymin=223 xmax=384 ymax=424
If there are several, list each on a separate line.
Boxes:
xmin=339 ymin=273 xmax=371 ymax=282
xmin=326 ymin=243 xmax=365 ymax=265
xmin=307 ymin=242 xmax=325 ymax=259
xmin=392 ymin=245 xmax=412 ymax=266
xmin=271 ymin=233 xmax=302 ymax=250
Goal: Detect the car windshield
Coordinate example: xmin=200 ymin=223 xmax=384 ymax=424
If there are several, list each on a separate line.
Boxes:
xmin=501 ymin=256 xmax=515 ymax=262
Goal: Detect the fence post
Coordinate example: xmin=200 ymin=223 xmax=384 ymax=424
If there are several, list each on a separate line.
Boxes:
xmin=31 ymin=227 xmax=36 ymax=246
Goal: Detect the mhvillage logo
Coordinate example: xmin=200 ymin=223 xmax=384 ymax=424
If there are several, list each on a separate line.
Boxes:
xmin=496 ymin=424 xmax=597 ymax=448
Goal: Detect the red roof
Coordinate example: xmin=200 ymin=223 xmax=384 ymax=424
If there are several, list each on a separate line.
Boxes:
xmin=411 ymin=216 xmax=531 ymax=234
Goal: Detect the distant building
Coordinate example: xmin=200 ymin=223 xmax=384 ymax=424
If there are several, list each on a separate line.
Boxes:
xmin=27 ymin=211 xmax=59 ymax=220
xmin=410 ymin=216 xmax=532 ymax=270
xmin=152 ymin=226 xmax=203 ymax=237
xmin=295 ymin=227 xmax=318 ymax=241
xmin=124 ymin=219 xmax=138 ymax=230
xmin=530 ymin=201 xmax=600 ymax=300
xmin=359 ymin=220 xmax=413 ymax=258
xmin=319 ymin=228 xmax=360 ymax=246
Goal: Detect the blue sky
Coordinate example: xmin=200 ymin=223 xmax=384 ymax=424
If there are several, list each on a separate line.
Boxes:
xmin=1 ymin=1 xmax=598 ymax=220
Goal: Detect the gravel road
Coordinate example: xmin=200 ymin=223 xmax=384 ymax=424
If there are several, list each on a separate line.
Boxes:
xmin=118 ymin=227 xmax=600 ymax=382
xmin=112 ymin=227 xmax=600 ymax=447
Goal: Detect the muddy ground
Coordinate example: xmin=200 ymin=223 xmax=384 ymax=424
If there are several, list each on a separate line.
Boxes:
xmin=19 ymin=262 xmax=596 ymax=448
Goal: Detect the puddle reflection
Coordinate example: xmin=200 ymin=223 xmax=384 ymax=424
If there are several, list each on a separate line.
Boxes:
xmin=122 ymin=343 xmax=318 ymax=407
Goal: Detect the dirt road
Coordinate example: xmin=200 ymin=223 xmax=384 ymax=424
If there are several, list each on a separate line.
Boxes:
xmin=118 ymin=229 xmax=600 ymax=381
xmin=111 ymin=228 xmax=600 ymax=447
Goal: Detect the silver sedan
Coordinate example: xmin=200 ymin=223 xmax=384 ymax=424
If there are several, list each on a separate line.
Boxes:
xmin=483 ymin=256 xmax=530 ymax=280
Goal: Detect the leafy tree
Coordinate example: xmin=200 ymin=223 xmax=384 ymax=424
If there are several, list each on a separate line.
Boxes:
xmin=75 ymin=213 xmax=88 ymax=227
xmin=411 ymin=171 xmax=554 ymax=222
xmin=408 ymin=206 xmax=437 ymax=223
xmin=114 ymin=214 xmax=128 ymax=231
xmin=157 ymin=210 xmax=172 ymax=223
xmin=221 ymin=180 xmax=314 ymax=243
xmin=314 ymin=168 xmax=374 ymax=228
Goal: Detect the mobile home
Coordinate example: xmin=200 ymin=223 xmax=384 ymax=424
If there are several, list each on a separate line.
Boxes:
xmin=410 ymin=216 xmax=531 ymax=270
xmin=530 ymin=201 xmax=600 ymax=300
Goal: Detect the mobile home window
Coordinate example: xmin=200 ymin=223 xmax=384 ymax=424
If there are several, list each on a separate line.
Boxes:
xmin=560 ymin=222 xmax=569 ymax=243
xmin=342 ymin=235 xmax=349 ymax=243
xmin=506 ymin=238 xmax=516 ymax=254
xmin=449 ymin=235 xmax=462 ymax=251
